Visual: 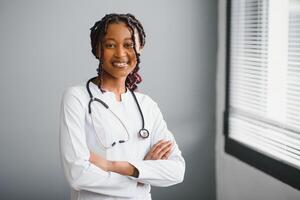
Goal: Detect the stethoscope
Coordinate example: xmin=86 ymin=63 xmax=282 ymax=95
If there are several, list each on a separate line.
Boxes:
xmin=86 ymin=77 xmax=149 ymax=149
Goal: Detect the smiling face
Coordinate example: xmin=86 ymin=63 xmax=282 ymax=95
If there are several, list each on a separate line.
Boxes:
xmin=99 ymin=22 xmax=141 ymax=82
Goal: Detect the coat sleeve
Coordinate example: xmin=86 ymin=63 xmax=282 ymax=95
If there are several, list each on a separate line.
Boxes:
xmin=59 ymin=88 xmax=138 ymax=197
xmin=128 ymin=102 xmax=185 ymax=187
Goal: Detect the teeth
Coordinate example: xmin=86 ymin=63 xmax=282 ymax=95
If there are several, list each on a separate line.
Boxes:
xmin=113 ymin=62 xmax=128 ymax=68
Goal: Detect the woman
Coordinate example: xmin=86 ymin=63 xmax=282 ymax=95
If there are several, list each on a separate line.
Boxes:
xmin=60 ymin=13 xmax=185 ymax=200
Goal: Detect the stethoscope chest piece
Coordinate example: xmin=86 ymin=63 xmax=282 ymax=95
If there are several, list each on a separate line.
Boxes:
xmin=139 ymin=128 xmax=149 ymax=139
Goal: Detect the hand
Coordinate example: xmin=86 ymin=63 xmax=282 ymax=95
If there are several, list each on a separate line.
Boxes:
xmin=144 ymin=140 xmax=173 ymax=160
xmin=89 ymin=152 xmax=111 ymax=172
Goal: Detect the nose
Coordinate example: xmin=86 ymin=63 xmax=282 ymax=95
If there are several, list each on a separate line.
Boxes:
xmin=114 ymin=45 xmax=126 ymax=57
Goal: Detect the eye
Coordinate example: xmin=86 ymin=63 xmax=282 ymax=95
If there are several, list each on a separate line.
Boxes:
xmin=124 ymin=42 xmax=134 ymax=49
xmin=104 ymin=43 xmax=116 ymax=49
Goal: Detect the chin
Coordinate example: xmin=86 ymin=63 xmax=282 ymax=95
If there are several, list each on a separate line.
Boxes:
xmin=102 ymin=65 xmax=135 ymax=78
xmin=110 ymin=71 xmax=131 ymax=79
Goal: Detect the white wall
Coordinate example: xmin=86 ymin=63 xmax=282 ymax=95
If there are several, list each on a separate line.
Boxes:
xmin=216 ymin=1 xmax=300 ymax=199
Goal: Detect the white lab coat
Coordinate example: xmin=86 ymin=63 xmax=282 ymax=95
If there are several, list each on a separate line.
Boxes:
xmin=59 ymin=81 xmax=185 ymax=200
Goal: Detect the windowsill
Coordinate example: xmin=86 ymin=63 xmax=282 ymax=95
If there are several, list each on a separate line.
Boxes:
xmin=224 ymin=136 xmax=300 ymax=190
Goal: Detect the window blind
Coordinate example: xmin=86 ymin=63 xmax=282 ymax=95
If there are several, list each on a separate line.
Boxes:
xmin=287 ymin=0 xmax=300 ymax=131
xmin=228 ymin=0 xmax=300 ymax=169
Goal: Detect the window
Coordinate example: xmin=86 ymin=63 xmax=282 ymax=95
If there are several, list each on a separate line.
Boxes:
xmin=225 ymin=0 xmax=300 ymax=189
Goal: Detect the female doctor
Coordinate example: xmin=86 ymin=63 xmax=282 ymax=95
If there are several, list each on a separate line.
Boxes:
xmin=60 ymin=13 xmax=185 ymax=200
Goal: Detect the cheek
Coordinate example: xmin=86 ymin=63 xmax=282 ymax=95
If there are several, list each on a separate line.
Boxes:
xmin=102 ymin=51 xmax=112 ymax=62
xmin=129 ymin=52 xmax=137 ymax=63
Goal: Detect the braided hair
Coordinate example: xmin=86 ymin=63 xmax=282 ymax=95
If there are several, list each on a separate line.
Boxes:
xmin=90 ymin=13 xmax=146 ymax=91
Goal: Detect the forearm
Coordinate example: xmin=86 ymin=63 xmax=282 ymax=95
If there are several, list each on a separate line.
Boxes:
xmin=90 ymin=153 xmax=184 ymax=187
xmin=109 ymin=161 xmax=139 ymax=177
xmin=89 ymin=152 xmax=139 ymax=177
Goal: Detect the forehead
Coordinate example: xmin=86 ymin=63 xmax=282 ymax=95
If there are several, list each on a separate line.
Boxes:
xmin=104 ymin=22 xmax=132 ymax=40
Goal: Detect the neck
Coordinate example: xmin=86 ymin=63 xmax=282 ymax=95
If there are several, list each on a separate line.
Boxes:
xmin=98 ymin=74 xmax=127 ymax=95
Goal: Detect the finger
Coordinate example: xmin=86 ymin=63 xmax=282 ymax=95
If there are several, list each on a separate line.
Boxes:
xmin=153 ymin=141 xmax=172 ymax=157
xmin=161 ymin=145 xmax=173 ymax=160
xmin=161 ymin=147 xmax=172 ymax=160
xmin=150 ymin=140 xmax=164 ymax=151
xmin=144 ymin=140 xmax=165 ymax=160
xmin=152 ymin=141 xmax=171 ymax=155
xmin=150 ymin=140 xmax=168 ymax=153
xmin=157 ymin=142 xmax=173 ymax=158
xmin=160 ymin=142 xmax=174 ymax=159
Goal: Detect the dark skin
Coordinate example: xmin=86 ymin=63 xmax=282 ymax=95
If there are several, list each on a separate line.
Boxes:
xmin=89 ymin=22 xmax=173 ymax=177
xmin=92 ymin=22 xmax=141 ymax=101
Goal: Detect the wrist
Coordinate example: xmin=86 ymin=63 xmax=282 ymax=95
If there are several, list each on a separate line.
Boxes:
xmin=108 ymin=161 xmax=138 ymax=177
xmin=107 ymin=160 xmax=114 ymax=172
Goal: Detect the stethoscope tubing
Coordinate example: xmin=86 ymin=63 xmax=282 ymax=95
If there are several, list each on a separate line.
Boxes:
xmin=86 ymin=77 xmax=149 ymax=146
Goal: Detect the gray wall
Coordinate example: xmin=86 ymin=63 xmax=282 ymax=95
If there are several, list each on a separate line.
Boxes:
xmin=216 ymin=1 xmax=300 ymax=200
xmin=0 ymin=0 xmax=217 ymax=199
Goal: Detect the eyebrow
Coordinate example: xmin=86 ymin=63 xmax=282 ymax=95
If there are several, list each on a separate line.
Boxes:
xmin=104 ymin=37 xmax=133 ymax=41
